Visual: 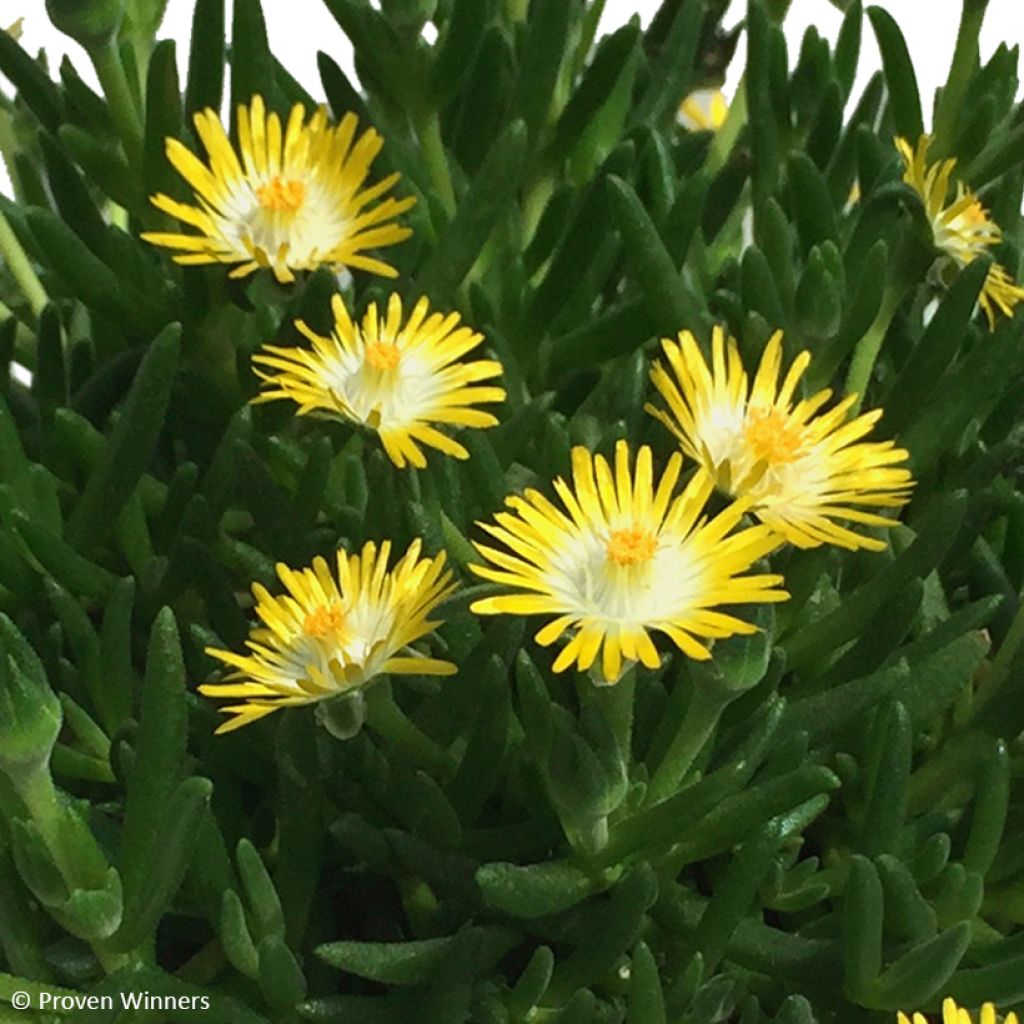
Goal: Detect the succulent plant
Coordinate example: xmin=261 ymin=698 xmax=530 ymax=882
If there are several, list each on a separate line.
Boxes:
xmin=0 ymin=1 xmax=1023 ymax=1022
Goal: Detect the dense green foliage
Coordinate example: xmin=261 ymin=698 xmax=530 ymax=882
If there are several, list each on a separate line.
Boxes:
xmin=1 ymin=0 xmax=1023 ymax=1022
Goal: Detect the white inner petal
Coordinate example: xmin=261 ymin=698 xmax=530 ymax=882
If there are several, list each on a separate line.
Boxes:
xmin=214 ymin=175 xmax=349 ymax=263
xmin=321 ymin=346 xmax=441 ymax=430
xmin=256 ymin=594 xmax=399 ymax=696
xmin=698 ymin=396 xmax=830 ymax=516
xmin=542 ymin=522 xmax=705 ymax=627
xmin=754 ymin=449 xmax=830 ymax=514
xmin=698 ymin=398 xmax=747 ymax=465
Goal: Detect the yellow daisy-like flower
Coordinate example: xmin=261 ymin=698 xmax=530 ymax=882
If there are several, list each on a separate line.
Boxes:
xmin=469 ymin=440 xmax=788 ymax=683
xmin=897 ymin=134 xmax=1024 ymax=328
xmin=201 ymin=540 xmax=456 ymax=733
xmin=678 ymin=89 xmax=729 ymax=132
xmin=898 ymin=997 xmax=1019 ymax=1024
xmin=647 ymin=328 xmax=914 ymax=552
xmin=253 ymin=292 xmax=505 ymax=469
xmin=142 ymin=96 xmax=414 ymax=284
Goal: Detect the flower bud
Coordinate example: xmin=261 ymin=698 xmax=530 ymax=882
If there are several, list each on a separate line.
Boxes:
xmin=45 ymin=0 xmax=126 ymax=50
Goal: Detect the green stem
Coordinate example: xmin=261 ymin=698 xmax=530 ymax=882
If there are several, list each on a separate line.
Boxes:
xmin=646 ymin=678 xmax=732 ymax=806
xmin=90 ymin=41 xmax=144 ymax=168
xmin=843 ymin=285 xmax=903 ymax=413
xmin=934 ymin=0 xmax=990 ymax=154
xmin=0 ymin=210 xmax=47 ymax=316
xmin=366 ymin=684 xmax=455 ymax=777
xmin=414 ymin=112 xmax=456 ymax=217
xmin=582 ymin=667 xmax=636 ymax=761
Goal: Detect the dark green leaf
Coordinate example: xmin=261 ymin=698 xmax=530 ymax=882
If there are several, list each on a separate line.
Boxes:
xmin=607 ymin=174 xmax=702 ymax=332
xmin=185 ymin=0 xmax=226 ymax=116
xmin=511 ymin=0 xmax=575 ymax=139
xmin=67 ymin=323 xmax=180 ymax=551
xmin=866 ymin=6 xmax=923 ymax=140
xmin=476 ymin=860 xmax=593 ymax=918
xmin=417 ymin=120 xmax=527 ymax=301
xmin=0 ymin=31 xmax=65 ymax=130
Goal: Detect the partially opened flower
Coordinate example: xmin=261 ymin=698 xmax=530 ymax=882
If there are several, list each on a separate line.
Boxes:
xmin=253 ymin=292 xmax=505 ymax=469
xmin=201 ymin=540 xmax=456 ymax=733
xmin=678 ymin=89 xmax=729 ymax=132
xmin=897 ymin=134 xmax=1024 ymax=327
xmin=142 ymin=96 xmax=414 ymax=283
xmin=898 ymin=997 xmax=1019 ymax=1024
xmin=647 ymin=328 xmax=913 ymax=551
xmin=469 ymin=441 xmax=788 ymax=683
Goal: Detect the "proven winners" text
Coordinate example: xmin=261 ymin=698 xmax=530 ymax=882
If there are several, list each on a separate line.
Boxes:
xmin=38 ymin=992 xmax=211 ymax=1012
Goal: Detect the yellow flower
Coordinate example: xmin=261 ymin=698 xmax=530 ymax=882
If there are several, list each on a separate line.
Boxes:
xmin=201 ymin=540 xmax=456 ymax=733
xmin=647 ymin=328 xmax=913 ymax=552
xmin=142 ymin=96 xmax=414 ymax=283
xmin=469 ymin=440 xmax=788 ymax=683
xmin=253 ymin=293 xmax=505 ymax=469
xmin=897 ymin=134 xmax=1024 ymax=328
xmin=898 ymin=997 xmax=1020 ymax=1024
xmin=678 ymin=89 xmax=729 ymax=132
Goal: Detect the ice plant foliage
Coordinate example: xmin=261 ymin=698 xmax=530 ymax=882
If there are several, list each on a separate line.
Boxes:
xmin=5 ymin=0 xmax=1024 ymax=1019
xmin=142 ymin=96 xmax=415 ymax=282
xmin=253 ymin=292 xmax=505 ymax=468
xmin=201 ymin=541 xmax=456 ymax=732
xmin=647 ymin=328 xmax=914 ymax=551
xmin=470 ymin=441 xmax=789 ymax=683
xmin=897 ymin=134 xmax=1024 ymax=327
xmin=898 ymin=998 xmax=1020 ymax=1024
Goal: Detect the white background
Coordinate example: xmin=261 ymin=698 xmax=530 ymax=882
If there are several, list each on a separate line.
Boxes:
xmin=1 ymin=0 xmax=1022 ymax=196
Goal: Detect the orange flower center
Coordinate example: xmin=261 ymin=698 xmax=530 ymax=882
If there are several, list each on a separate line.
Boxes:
xmin=744 ymin=408 xmax=804 ymax=466
xmin=256 ymin=176 xmax=307 ymax=213
xmin=365 ymin=341 xmax=402 ymax=371
xmin=961 ymin=200 xmax=987 ymax=227
xmin=303 ymin=603 xmax=345 ymax=639
xmin=606 ymin=526 xmax=657 ymax=567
